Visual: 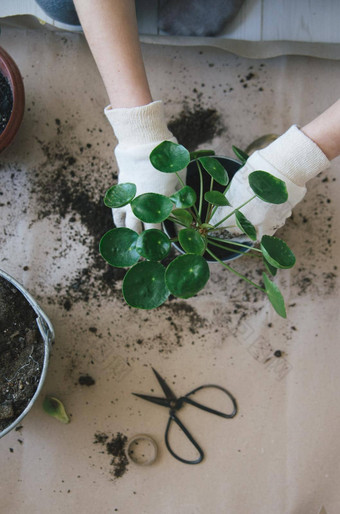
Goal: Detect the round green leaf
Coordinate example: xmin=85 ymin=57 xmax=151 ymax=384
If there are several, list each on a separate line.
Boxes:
xmin=235 ymin=210 xmax=257 ymax=241
xmin=178 ymin=228 xmax=206 ymax=255
xmin=170 ymin=186 xmax=196 ymax=208
xmin=260 ymin=235 xmax=296 ymax=269
xmin=131 ymin=193 xmax=173 ymax=223
xmin=135 ymin=229 xmax=171 ymax=261
xmin=204 ymin=191 xmax=230 ymax=206
xmin=190 ymin=149 xmax=215 ymax=160
xmin=198 ymin=157 xmax=229 ymax=186
xmin=150 ymin=141 xmax=190 ymax=173
xmin=232 ymin=145 xmax=249 ymax=164
xmin=171 ymin=208 xmax=193 ymax=227
xmin=248 ymin=171 xmax=288 ymax=204
xmin=165 ymin=254 xmax=210 ymax=299
xmin=263 ymin=272 xmax=287 ymax=318
xmin=104 ymin=183 xmax=136 ymax=208
xmin=99 ymin=228 xmax=140 ymax=268
xmin=123 ymin=261 xmax=169 ymax=309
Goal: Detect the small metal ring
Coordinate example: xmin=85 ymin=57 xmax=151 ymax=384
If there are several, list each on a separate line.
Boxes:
xmin=127 ymin=434 xmax=158 ymax=466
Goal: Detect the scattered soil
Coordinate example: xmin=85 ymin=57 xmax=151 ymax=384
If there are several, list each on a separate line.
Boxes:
xmin=0 ymin=276 xmax=45 ymax=433
xmin=78 ymin=374 xmax=95 ymax=386
xmin=0 ymin=71 xmax=13 ymax=134
xmin=168 ymin=97 xmax=224 ymax=151
xmin=31 ymin=128 xmax=125 ymax=310
xmin=94 ymin=431 xmax=129 ymax=479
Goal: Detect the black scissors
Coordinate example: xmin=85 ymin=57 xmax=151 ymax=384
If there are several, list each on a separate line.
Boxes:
xmin=133 ymin=368 xmax=238 ymax=464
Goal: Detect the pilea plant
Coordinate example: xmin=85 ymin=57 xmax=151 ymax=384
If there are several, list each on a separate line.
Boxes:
xmin=99 ymin=142 xmax=296 ymax=317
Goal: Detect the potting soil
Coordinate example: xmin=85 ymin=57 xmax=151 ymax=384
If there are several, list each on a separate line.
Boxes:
xmin=0 ymin=71 xmax=13 ymax=134
xmin=0 ymin=276 xmax=45 ymax=433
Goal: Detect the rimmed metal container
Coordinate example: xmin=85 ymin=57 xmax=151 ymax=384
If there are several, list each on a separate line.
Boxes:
xmin=163 ymin=156 xmax=253 ymax=262
xmin=0 ymin=269 xmax=54 ymax=438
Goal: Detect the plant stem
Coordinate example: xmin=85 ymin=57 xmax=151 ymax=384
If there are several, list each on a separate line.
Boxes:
xmin=197 ymin=160 xmax=204 ymax=220
xmin=167 ymin=216 xmax=188 ymax=228
xmin=175 ymin=172 xmax=185 ymax=188
xmin=206 ymin=248 xmax=266 ymax=292
xmin=207 ymin=238 xmax=260 ymax=257
xmin=208 ymin=235 xmax=262 ymax=252
xmin=207 ymin=238 xmax=253 ymax=257
xmin=205 ymin=176 xmax=214 ymax=223
xmin=211 ymin=194 xmax=256 ymax=228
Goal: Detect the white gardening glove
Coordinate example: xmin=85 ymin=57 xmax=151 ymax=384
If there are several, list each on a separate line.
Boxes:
xmin=105 ymin=100 xmax=186 ymax=232
xmin=210 ymin=125 xmax=330 ymax=239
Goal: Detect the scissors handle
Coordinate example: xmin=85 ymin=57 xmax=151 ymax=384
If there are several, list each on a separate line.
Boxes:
xmin=165 ymin=413 xmax=204 ymax=465
xmin=183 ymin=384 xmax=238 ymax=418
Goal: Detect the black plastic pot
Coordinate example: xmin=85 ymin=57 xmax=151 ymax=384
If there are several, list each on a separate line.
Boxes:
xmin=163 ymin=156 xmax=253 ymax=262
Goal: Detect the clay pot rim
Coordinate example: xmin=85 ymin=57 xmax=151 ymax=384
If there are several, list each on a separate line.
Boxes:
xmin=0 ymin=46 xmax=25 ymax=153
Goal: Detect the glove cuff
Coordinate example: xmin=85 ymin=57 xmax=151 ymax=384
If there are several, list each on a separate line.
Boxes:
xmin=104 ymin=100 xmax=173 ymax=147
xmin=258 ymin=125 xmax=330 ymax=186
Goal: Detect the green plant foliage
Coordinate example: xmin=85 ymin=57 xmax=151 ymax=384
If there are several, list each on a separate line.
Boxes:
xmin=190 ymin=149 xmax=215 ymax=160
xmin=198 ymin=157 xmax=229 ymax=186
xmin=150 ymin=141 xmax=190 ymax=173
xmin=248 ymin=171 xmax=288 ymax=204
xmin=262 ymin=272 xmax=287 ymax=318
xmin=263 ymin=256 xmax=277 ymax=277
xmin=232 ymin=145 xmax=249 ymax=164
xmin=165 ymin=254 xmax=210 ymax=299
xmin=100 ymin=139 xmax=297 ymax=317
xmin=123 ymin=261 xmax=169 ymax=309
xmin=170 ymin=186 xmax=197 ymax=208
xmin=43 ymin=396 xmax=70 ymax=424
xmin=136 ymin=229 xmax=171 ymax=261
xmin=100 ymin=228 xmax=140 ymax=267
xmin=131 ymin=193 xmax=173 ymax=223
xmin=204 ymin=191 xmax=230 ymax=206
xmin=235 ymin=210 xmax=257 ymax=241
xmin=172 ymin=208 xmax=193 ymax=227
xmin=104 ymin=183 xmax=136 ymax=208
xmin=260 ymin=235 xmax=296 ymax=269
xmin=178 ymin=228 xmax=206 ymax=255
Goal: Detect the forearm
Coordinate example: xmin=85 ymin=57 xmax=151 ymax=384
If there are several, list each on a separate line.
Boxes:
xmin=73 ymin=0 xmax=152 ymax=108
xmin=302 ymin=99 xmax=340 ymax=160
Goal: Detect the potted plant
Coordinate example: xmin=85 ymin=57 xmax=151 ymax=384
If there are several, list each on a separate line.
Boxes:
xmin=99 ymin=142 xmax=296 ymax=318
xmin=0 ymin=269 xmax=54 ymax=438
xmin=0 ymin=47 xmax=25 ymax=153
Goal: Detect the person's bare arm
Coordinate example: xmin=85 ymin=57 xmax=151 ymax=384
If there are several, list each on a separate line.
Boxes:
xmin=73 ymin=0 xmax=152 ymax=108
xmin=302 ymin=99 xmax=340 ymax=160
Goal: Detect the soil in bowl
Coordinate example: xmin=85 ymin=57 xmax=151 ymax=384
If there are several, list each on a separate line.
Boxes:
xmin=0 ymin=70 xmax=13 ymax=135
xmin=0 ymin=276 xmax=45 ymax=433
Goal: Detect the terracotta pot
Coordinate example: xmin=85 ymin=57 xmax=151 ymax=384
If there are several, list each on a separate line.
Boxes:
xmin=0 ymin=47 xmax=25 ymax=153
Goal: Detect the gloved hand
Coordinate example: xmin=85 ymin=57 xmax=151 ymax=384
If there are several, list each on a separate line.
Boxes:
xmin=210 ymin=125 xmax=330 ymax=239
xmin=105 ymin=100 xmax=185 ymax=232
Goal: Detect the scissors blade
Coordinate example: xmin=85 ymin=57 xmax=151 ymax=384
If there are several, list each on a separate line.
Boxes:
xmin=132 ymin=392 xmax=171 ymax=408
xmin=152 ymin=368 xmax=177 ymax=400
